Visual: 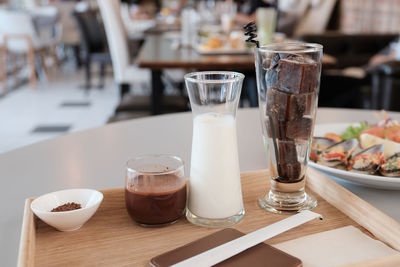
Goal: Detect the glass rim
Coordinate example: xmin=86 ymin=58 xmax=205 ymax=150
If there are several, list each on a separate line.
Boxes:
xmin=257 ymin=42 xmax=323 ymax=53
xmin=184 ymin=71 xmax=245 ymax=84
xmin=126 ymin=154 xmax=184 ymax=175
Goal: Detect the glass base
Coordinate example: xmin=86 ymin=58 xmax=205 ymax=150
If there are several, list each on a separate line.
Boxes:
xmin=136 ymin=217 xmax=181 ymax=227
xmin=258 ymin=190 xmax=317 ymax=214
xmin=186 ymin=208 xmax=245 ymax=228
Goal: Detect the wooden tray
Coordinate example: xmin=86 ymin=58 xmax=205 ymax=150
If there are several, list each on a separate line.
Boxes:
xmin=18 ymin=169 xmax=400 ymax=266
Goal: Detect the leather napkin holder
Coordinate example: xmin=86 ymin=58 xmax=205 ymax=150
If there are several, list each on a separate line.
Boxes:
xmin=150 ymin=228 xmax=302 ymax=267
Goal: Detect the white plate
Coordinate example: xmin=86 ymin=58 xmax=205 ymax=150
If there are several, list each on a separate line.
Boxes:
xmin=310 ymin=123 xmax=400 ymax=190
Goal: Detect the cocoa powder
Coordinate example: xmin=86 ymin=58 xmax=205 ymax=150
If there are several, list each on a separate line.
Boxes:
xmin=51 ymin=202 xmax=81 ymax=212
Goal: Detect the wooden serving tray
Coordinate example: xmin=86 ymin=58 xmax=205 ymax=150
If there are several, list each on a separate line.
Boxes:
xmin=18 ymin=169 xmax=400 ymax=266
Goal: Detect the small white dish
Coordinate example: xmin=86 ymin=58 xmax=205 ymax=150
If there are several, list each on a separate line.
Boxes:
xmin=30 ymin=189 xmax=103 ymax=231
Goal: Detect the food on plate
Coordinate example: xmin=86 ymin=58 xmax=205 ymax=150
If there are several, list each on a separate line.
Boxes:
xmin=385 ymin=125 xmax=400 ymax=143
xmin=359 ymin=133 xmax=400 ymax=158
xmin=380 ymin=153 xmax=400 ymax=177
xmin=311 ymin=135 xmax=400 ymax=177
xmin=341 ymin=121 xmax=369 ymax=140
xmin=311 ymin=137 xmax=336 ymax=157
xmin=319 ymin=139 xmax=358 ymax=168
xmin=359 ymin=126 xmax=385 ymax=139
xmin=227 ymin=37 xmax=241 ymax=49
xmin=200 ymin=37 xmax=224 ymax=49
xmin=324 ymin=133 xmax=342 ymax=142
xmin=311 ymin=111 xmax=400 ymax=177
xmin=350 ymin=145 xmax=385 ymax=175
xmin=311 ymin=136 xmax=400 ymax=177
xmin=375 ymin=110 xmax=400 ymax=143
xmin=198 ymin=32 xmax=247 ymax=51
xmin=329 ymin=111 xmax=400 ymax=142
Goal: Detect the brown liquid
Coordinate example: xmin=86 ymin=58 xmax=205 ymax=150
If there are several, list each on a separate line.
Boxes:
xmin=125 ymin=174 xmax=187 ymax=225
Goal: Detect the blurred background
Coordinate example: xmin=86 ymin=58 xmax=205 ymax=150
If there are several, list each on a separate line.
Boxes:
xmin=0 ymin=0 xmax=399 ymax=153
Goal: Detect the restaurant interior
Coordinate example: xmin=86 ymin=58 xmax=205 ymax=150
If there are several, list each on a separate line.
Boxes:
xmin=2 ymin=0 xmax=400 ymax=266
xmin=0 ymin=0 xmax=399 ymax=152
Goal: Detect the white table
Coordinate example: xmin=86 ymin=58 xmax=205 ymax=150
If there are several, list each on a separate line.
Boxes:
xmin=1 ymin=107 xmax=400 ymax=266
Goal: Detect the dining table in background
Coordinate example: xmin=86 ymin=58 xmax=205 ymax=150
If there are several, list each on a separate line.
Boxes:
xmin=143 ymin=21 xmax=181 ymax=35
xmin=137 ymin=34 xmax=338 ymax=114
xmin=137 ymin=34 xmax=255 ymax=114
xmin=1 ymin=107 xmax=400 ymax=266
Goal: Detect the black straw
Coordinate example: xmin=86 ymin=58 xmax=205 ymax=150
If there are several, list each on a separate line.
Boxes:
xmin=243 ymin=22 xmax=260 ymax=48
xmin=268 ymin=116 xmax=282 ymax=178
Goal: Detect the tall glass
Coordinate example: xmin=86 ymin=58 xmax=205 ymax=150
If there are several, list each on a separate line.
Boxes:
xmin=255 ymin=43 xmax=323 ymax=213
xmin=256 ymin=7 xmax=277 ymax=45
xmin=185 ymin=71 xmax=245 ymax=227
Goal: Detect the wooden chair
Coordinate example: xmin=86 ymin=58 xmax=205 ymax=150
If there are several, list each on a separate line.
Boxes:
xmin=0 ymin=10 xmax=55 ymax=91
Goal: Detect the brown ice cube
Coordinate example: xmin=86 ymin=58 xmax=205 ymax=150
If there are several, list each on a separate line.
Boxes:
xmin=276 ymin=56 xmax=319 ymax=94
xmin=266 ymin=117 xmax=313 ymax=140
xmin=279 ymin=161 xmax=302 ymax=181
xmin=272 ymin=140 xmax=302 ymax=180
xmin=286 ymin=117 xmax=313 ymax=140
xmin=262 ymin=54 xmax=281 ymax=88
xmin=267 ymin=88 xmax=315 ymax=121
xmin=266 ymin=68 xmax=278 ymax=88
xmin=278 ymin=140 xmax=298 ymax=164
xmin=266 ymin=87 xmax=288 ymax=121
xmin=266 ymin=117 xmax=287 ymax=140
xmin=264 ymin=53 xmax=281 ymax=69
xmin=287 ymin=92 xmax=315 ymax=120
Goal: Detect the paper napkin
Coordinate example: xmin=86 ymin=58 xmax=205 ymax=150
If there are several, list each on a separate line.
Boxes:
xmin=273 ymin=226 xmax=399 ymax=267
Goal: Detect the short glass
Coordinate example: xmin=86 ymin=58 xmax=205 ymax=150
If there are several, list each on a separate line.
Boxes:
xmin=255 ymin=43 xmax=323 ymax=213
xmin=125 ymin=155 xmax=187 ymax=226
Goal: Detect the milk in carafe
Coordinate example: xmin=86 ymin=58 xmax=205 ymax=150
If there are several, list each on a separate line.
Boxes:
xmin=188 ymin=113 xmax=244 ymax=219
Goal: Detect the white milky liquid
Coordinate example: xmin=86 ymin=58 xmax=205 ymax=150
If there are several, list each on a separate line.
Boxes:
xmin=188 ymin=113 xmax=244 ymax=219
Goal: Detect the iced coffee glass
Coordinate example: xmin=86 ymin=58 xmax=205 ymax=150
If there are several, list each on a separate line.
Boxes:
xmin=185 ymin=71 xmax=245 ymax=227
xmin=255 ymin=43 xmax=322 ymax=213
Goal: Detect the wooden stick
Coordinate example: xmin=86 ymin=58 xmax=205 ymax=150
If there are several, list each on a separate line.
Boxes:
xmin=382 ymin=110 xmax=388 ymax=121
xmin=373 ymin=111 xmax=381 ymax=123
xmin=1 ymin=44 xmax=7 ymax=92
xmin=10 ymin=52 xmax=17 ymax=83
xmin=39 ymin=50 xmax=49 ymax=82
xmin=27 ymin=45 xmax=36 ymax=90
xmin=50 ymin=44 xmax=59 ymax=67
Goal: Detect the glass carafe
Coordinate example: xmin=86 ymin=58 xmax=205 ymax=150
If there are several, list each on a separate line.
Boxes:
xmin=185 ymin=71 xmax=245 ymax=227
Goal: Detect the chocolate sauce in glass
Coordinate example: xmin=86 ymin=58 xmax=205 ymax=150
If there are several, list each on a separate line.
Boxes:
xmin=125 ymin=174 xmax=187 ymax=225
